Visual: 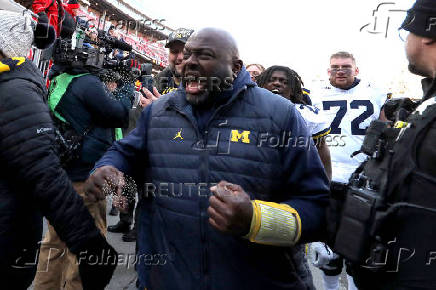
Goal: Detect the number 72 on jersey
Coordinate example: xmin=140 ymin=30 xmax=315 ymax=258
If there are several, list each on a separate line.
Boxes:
xmin=323 ymin=100 xmax=375 ymax=136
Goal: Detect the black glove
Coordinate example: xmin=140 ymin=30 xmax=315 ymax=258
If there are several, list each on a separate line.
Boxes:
xmin=384 ymin=98 xmax=419 ymax=122
xmin=34 ymin=12 xmax=56 ymax=49
xmin=37 ymin=12 xmax=49 ymax=24
xmin=76 ymin=234 xmax=118 ymax=290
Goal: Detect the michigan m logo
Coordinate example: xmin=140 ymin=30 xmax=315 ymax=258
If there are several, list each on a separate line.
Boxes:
xmin=231 ymin=130 xmax=250 ymax=144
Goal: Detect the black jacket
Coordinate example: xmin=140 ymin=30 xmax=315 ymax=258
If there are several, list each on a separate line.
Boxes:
xmin=0 ymin=58 xmax=101 ymax=284
xmin=350 ymin=78 xmax=436 ymax=290
xmin=153 ymin=66 xmax=178 ymax=95
xmin=55 ymin=73 xmax=131 ymax=181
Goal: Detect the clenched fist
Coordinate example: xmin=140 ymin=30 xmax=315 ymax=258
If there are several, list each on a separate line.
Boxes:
xmin=208 ymin=181 xmax=253 ymax=236
xmin=84 ymin=166 xmax=128 ymax=211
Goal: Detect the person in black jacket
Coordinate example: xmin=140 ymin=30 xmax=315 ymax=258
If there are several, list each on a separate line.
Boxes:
xmin=152 ymin=28 xmax=194 ymax=95
xmin=33 ymin=46 xmax=131 ymax=290
xmin=0 ymin=10 xmax=117 ymax=290
xmin=336 ymin=1 xmax=436 ymax=289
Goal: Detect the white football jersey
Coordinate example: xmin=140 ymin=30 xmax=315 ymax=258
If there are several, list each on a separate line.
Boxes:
xmin=311 ymin=81 xmax=387 ymax=183
xmin=295 ymin=104 xmax=331 ymax=139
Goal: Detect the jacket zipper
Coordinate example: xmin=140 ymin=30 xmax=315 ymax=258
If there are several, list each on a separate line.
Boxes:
xmin=169 ymin=87 xmax=247 ymax=290
xmin=170 ymin=105 xmax=209 ymax=289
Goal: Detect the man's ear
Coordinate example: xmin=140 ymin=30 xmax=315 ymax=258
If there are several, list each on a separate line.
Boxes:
xmin=355 ymin=66 xmax=360 ymax=76
xmin=232 ymin=59 xmax=243 ymax=75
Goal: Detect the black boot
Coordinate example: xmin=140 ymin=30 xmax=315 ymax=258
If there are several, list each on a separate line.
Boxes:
xmin=122 ymin=228 xmax=137 ymax=242
xmin=107 ymin=221 xmax=130 ymax=233
xmin=109 ymin=206 xmax=119 ymax=216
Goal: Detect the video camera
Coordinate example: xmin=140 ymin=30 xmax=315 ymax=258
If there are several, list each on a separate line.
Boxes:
xmin=53 ymin=17 xmax=134 ymax=71
xmin=95 ymin=29 xmax=132 ymax=54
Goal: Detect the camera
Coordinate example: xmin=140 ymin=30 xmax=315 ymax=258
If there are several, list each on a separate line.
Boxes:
xmin=96 ymin=30 xmax=133 ymax=53
xmin=334 ymin=185 xmax=383 ymax=265
xmin=139 ymin=63 xmax=154 ymax=93
xmin=53 ymin=17 xmax=133 ymax=71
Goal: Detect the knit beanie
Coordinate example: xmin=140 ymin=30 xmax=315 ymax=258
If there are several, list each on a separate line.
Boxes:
xmin=0 ymin=10 xmax=34 ymax=58
xmin=400 ymin=0 xmax=436 ymax=38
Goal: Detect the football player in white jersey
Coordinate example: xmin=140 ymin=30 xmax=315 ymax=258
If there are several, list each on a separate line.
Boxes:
xmin=310 ymin=51 xmax=387 ymax=290
xmin=258 ymin=65 xmax=332 ymax=290
xmin=258 ymin=65 xmax=332 ymax=179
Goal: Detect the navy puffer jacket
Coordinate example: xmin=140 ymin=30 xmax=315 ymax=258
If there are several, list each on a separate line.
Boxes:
xmin=97 ymin=69 xmax=329 ymax=289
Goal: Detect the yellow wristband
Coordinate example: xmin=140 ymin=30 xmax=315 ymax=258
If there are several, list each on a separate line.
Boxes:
xmin=245 ymin=200 xmax=301 ymax=247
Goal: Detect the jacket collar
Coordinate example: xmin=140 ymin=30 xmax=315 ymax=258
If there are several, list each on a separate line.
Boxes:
xmin=0 ymin=57 xmax=26 ymax=74
xmin=0 ymin=57 xmax=46 ymax=92
xmin=422 ymin=77 xmax=436 ymax=101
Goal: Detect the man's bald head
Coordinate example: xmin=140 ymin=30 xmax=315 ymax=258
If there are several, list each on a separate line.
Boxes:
xmin=181 ymin=28 xmax=243 ymax=107
xmin=188 ymin=28 xmax=240 ymax=60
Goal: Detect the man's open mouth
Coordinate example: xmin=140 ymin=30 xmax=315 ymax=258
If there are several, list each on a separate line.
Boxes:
xmin=184 ymin=73 xmax=206 ymax=95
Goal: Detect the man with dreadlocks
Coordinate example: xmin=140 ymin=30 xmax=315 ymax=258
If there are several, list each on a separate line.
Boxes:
xmin=258 ymin=65 xmax=332 ymax=179
xmin=258 ymin=65 xmax=332 ymax=289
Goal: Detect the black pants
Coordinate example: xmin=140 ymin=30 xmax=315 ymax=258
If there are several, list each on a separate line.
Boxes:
xmin=0 ymin=265 xmax=37 ymax=289
xmin=119 ymin=197 xmax=137 ymax=226
xmin=0 ymin=243 xmax=40 ymax=290
xmin=326 ymin=182 xmax=348 ymax=247
xmin=322 ymin=182 xmax=350 ymax=277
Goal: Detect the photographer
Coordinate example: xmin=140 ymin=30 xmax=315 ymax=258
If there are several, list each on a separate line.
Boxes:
xmin=0 ymin=10 xmax=117 ymax=289
xmin=33 ymin=26 xmax=131 ymax=290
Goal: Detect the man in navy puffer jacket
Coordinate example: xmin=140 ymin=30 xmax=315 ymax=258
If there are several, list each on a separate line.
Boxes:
xmin=87 ymin=28 xmax=330 ymax=290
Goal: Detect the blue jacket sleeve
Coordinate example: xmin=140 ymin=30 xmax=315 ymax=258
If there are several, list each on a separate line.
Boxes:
xmin=281 ymin=105 xmax=330 ymax=243
xmin=114 ymin=82 xmax=136 ymax=105
xmin=94 ymin=104 xmax=152 ymax=177
xmin=73 ymin=76 xmax=130 ymax=128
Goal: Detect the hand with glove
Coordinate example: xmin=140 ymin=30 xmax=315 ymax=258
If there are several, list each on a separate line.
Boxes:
xmin=310 ymin=242 xmax=337 ymax=269
xmin=76 ymin=234 xmax=118 ymax=290
xmin=34 ymin=12 xmax=56 ymax=49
